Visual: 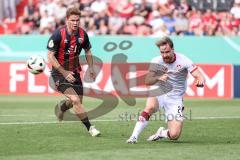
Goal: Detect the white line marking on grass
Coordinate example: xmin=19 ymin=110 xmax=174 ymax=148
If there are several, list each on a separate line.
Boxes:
xmin=192 ymin=116 xmax=240 ymax=119
xmin=0 ymin=116 xmax=240 ymax=125
xmin=0 ymin=114 xmax=55 ymax=117
xmin=0 ymin=120 xmax=119 ymax=125
xmin=0 ymin=121 xmax=61 ymax=125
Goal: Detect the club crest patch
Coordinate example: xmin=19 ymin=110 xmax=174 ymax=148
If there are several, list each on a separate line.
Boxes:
xmin=78 ymin=38 xmax=83 ymax=44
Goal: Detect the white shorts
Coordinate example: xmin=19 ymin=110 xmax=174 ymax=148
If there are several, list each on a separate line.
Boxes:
xmin=156 ymin=95 xmax=184 ymax=121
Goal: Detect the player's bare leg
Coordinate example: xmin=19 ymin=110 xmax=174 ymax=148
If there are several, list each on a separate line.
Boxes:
xmin=127 ymin=97 xmax=159 ymax=143
xmin=63 ymin=87 xmax=100 ymax=137
xmin=167 ymin=120 xmax=183 ymax=139
xmin=147 ymin=119 xmax=183 ymax=141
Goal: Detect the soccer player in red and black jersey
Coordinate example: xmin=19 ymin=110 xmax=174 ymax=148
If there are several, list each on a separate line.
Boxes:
xmin=47 ymin=7 xmax=100 ymax=137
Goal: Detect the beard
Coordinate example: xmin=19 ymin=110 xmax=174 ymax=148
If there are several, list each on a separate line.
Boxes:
xmin=163 ymin=57 xmax=172 ymax=63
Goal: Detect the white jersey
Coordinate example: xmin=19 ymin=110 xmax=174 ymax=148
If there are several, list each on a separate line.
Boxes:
xmin=149 ymin=53 xmax=197 ymax=97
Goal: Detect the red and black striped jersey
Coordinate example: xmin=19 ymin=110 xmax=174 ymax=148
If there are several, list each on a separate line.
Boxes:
xmin=47 ymin=26 xmax=91 ymax=73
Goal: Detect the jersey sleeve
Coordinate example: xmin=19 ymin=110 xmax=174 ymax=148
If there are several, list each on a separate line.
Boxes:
xmin=148 ymin=56 xmax=160 ymax=72
xmin=82 ymin=31 xmax=92 ymax=50
xmin=183 ymin=55 xmax=198 ymax=73
xmin=46 ymin=29 xmax=61 ymax=53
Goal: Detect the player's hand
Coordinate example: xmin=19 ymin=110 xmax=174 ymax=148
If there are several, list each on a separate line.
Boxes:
xmin=195 ymin=79 xmax=205 ymax=87
xmin=64 ymin=71 xmax=75 ymax=83
xmin=89 ymin=67 xmax=96 ymax=81
xmin=158 ymin=74 xmax=168 ymax=82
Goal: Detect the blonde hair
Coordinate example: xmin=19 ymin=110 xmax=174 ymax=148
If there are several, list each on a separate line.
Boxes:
xmin=156 ymin=36 xmax=174 ymax=49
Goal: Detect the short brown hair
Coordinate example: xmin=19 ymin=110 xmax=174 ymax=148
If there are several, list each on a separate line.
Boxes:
xmin=156 ymin=36 xmax=174 ymax=49
xmin=66 ymin=7 xmax=81 ymax=18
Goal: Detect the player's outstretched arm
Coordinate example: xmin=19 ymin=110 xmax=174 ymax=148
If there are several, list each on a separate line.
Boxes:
xmin=145 ymin=71 xmax=168 ymax=85
xmin=84 ymin=49 xmax=96 ymax=81
xmin=145 ymin=71 xmax=158 ymax=85
xmin=191 ymin=68 xmax=205 ymax=87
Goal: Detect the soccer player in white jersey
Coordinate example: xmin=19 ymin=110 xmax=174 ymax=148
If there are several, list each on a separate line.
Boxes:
xmin=127 ymin=36 xmax=205 ymax=143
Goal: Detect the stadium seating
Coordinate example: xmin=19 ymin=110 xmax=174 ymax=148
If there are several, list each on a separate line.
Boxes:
xmin=215 ymin=0 xmax=234 ymax=11
xmin=0 ymin=0 xmax=238 ymax=35
xmin=188 ymin=0 xmax=234 ymax=11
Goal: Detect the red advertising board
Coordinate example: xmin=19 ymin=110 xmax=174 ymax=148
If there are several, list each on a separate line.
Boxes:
xmin=0 ymin=62 xmax=233 ymax=99
xmin=185 ymin=64 xmax=232 ymax=99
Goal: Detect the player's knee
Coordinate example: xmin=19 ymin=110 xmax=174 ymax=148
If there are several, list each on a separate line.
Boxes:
xmin=168 ymin=130 xmax=181 ymax=140
xmin=65 ymin=99 xmax=73 ymax=108
xmin=69 ymin=96 xmax=80 ymax=106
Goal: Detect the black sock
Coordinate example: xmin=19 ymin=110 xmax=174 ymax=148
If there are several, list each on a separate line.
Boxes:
xmin=81 ymin=117 xmax=91 ymax=131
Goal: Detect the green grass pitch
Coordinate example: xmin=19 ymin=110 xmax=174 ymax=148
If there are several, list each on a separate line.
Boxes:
xmin=0 ymin=96 xmax=240 ymax=160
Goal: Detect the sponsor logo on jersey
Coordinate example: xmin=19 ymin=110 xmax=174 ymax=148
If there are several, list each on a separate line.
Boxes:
xmin=66 ymin=45 xmax=77 ymax=55
xmin=157 ymin=64 xmax=168 ymax=72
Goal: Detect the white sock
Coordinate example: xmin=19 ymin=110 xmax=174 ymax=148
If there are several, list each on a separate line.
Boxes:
xmin=160 ymin=129 xmax=169 ymax=138
xmin=131 ymin=116 xmax=149 ymax=139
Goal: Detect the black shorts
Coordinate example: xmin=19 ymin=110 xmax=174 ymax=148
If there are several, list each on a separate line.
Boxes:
xmin=51 ymin=72 xmax=83 ymax=96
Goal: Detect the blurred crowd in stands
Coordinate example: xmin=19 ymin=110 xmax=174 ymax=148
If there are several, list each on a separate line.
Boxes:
xmin=0 ymin=0 xmax=240 ymax=36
